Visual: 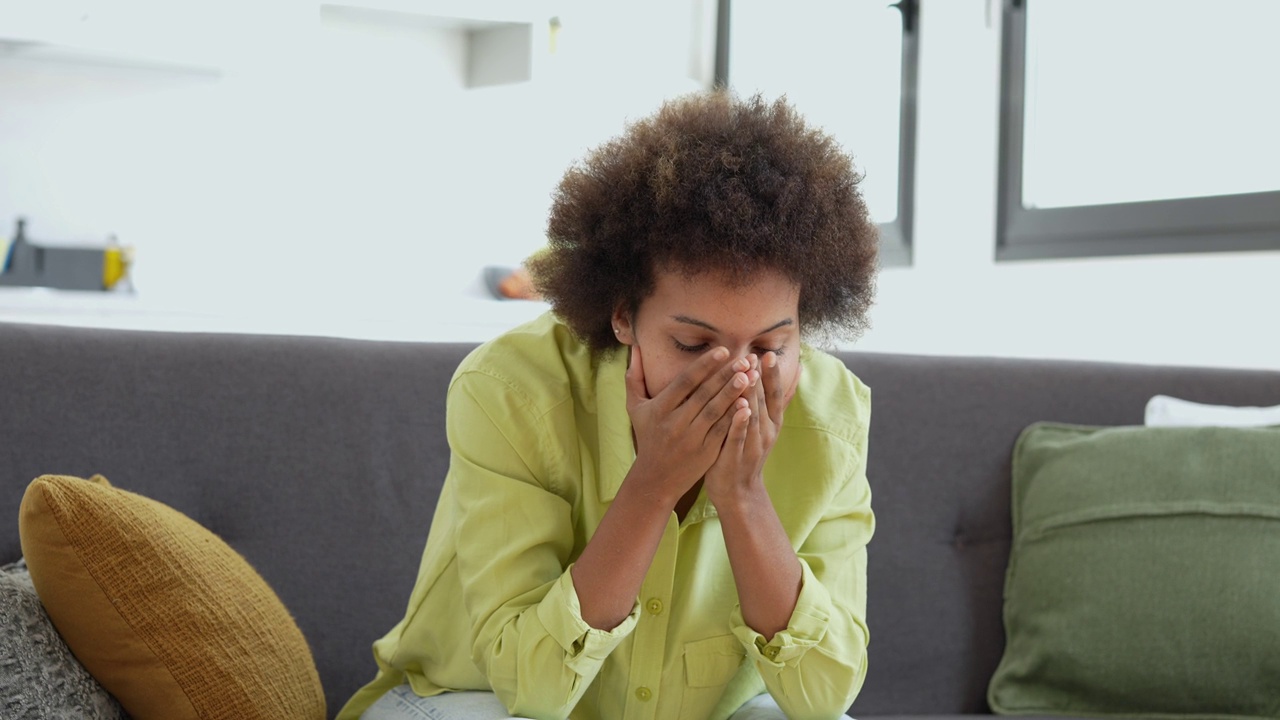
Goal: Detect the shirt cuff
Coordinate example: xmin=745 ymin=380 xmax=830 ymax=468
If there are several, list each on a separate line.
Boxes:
xmin=536 ymin=564 xmax=640 ymax=675
xmin=731 ymin=561 xmax=832 ymax=667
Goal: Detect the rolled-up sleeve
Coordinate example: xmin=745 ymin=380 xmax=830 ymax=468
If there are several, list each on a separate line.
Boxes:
xmin=730 ymin=442 xmax=875 ymax=720
xmin=447 ymin=371 xmax=638 ymax=719
xmin=537 ymin=568 xmax=639 ymax=675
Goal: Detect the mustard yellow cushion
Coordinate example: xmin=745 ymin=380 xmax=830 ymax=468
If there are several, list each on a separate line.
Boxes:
xmin=18 ymin=475 xmax=326 ymax=720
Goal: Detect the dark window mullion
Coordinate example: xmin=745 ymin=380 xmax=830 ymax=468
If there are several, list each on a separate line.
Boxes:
xmin=716 ymin=0 xmax=919 ymax=268
xmin=996 ymin=0 xmax=1280 ymax=262
xmin=881 ymin=0 xmax=920 ymax=268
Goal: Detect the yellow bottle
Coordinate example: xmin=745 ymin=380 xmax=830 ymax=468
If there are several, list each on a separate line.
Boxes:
xmin=101 ymin=235 xmax=132 ymax=290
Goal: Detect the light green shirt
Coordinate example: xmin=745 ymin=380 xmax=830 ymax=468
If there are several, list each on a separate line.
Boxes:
xmin=339 ymin=313 xmax=874 ymax=720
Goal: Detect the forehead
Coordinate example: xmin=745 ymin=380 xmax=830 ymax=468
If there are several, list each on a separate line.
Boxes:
xmin=640 ymin=267 xmax=799 ymax=333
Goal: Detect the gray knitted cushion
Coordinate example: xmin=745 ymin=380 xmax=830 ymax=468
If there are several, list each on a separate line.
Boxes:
xmin=0 ymin=559 xmax=127 ymax=720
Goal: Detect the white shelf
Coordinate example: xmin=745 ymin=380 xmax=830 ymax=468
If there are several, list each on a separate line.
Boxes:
xmin=319 ymin=0 xmax=550 ymax=29
xmin=319 ymin=0 xmax=557 ymax=88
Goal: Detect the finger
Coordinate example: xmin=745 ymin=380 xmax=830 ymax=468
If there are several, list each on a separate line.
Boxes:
xmin=745 ymin=353 xmax=758 ymax=385
xmin=747 ymin=366 xmax=763 ymax=433
xmin=738 ymin=359 xmax=761 ymax=434
xmin=760 ymin=351 xmax=786 ymax=426
xmin=707 ymin=396 xmax=748 ymax=449
xmin=698 ymin=368 xmax=752 ymax=433
xmin=726 ymin=402 xmax=752 ymax=451
xmin=625 ymin=344 xmax=648 ymax=412
xmin=687 ymin=355 xmax=752 ymax=428
xmin=653 ymin=346 xmax=730 ymax=413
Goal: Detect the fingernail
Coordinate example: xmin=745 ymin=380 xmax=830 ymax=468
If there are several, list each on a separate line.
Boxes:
xmin=714 ymin=347 xmax=729 ymax=360
xmin=734 ymin=374 xmax=747 ymax=388
xmin=734 ymin=357 xmax=749 ymax=371
xmin=766 ymin=353 xmax=777 ymax=368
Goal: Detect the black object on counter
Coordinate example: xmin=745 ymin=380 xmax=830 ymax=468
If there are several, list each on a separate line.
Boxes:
xmin=0 ymin=218 xmax=127 ymax=292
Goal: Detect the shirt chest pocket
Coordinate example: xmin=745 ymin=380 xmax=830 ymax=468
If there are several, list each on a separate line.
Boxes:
xmin=683 ymin=634 xmax=746 ymax=688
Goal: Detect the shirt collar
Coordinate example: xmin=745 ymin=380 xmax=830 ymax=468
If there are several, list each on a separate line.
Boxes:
xmin=680 ymin=490 xmax=718 ymax=526
xmin=593 ymin=348 xmax=719 ymax=527
xmin=595 ymin=347 xmax=634 ymax=503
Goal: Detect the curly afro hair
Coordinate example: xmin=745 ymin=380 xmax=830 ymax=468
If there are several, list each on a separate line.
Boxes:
xmin=527 ymin=91 xmax=878 ymax=353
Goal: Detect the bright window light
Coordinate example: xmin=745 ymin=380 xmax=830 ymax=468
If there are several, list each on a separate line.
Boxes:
xmin=1022 ymin=0 xmax=1280 ymax=209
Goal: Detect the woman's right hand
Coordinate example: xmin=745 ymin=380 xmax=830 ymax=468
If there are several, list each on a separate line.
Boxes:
xmin=624 ymin=344 xmax=755 ymax=505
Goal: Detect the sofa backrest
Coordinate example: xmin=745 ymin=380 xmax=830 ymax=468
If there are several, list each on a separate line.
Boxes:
xmin=0 ymin=322 xmax=472 ymax=716
xmin=842 ymin=352 xmax=1280 ymax=715
xmin=3 ymin=321 xmax=1278 ymax=717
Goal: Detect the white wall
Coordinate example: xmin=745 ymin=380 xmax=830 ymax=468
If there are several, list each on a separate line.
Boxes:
xmin=1 ymin=0 xmax=1276 ymax=369
xmin=0 ymin=1 xmax=709 ymax=339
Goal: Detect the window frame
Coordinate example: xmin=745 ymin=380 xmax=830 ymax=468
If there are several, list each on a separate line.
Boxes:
xmin=716 ymin=0 xmax=919 ymax=267
xmin=996 ymin=0 xmax=1280 ymax=262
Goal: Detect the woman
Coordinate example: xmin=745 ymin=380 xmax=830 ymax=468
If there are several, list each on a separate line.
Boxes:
xmin=339 ymin=91 xmax=879 ymax=720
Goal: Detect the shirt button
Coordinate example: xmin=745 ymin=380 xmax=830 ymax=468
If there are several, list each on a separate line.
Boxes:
xmin=645 ymin=597 xmax=663 ymax=615
xmin=763 ymin=645 xmax=781 ymax=661
xmin=635 ymin=686 xmax=652 ymax=702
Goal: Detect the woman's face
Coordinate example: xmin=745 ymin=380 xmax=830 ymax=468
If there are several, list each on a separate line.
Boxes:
xmin=613 ymin=267 xmax=802 ymax=401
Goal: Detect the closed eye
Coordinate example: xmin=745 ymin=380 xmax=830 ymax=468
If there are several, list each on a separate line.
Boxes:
xmin=673 ymin=339 xmax=709 ymax=354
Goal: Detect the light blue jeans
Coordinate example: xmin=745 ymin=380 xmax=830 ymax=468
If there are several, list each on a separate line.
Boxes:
xmin=361 ymin=684 xmax=789 ymax=719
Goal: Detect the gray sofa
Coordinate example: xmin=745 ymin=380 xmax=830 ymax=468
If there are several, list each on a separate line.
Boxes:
xmin=2 ymin=319 xmax=1278 ymax=719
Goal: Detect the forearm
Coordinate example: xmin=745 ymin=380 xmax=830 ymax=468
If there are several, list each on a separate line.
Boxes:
xmin=461 ymin=464 xmax=672 ymax=716
xmin=716 ymin=481 xmax=802 ymax=641
xmin=570 ymin=465 xmax=677 ymax=630
xmin=734 ymin=561 xmax=870 ymax=720
xmin=719 ymin=469 xmax=875 ymax=719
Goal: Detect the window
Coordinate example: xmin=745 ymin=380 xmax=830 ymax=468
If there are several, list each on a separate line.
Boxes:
xmin=719 ymin=0 xmax=919 ymax=267
xmin=997 ymin=0 xmax=1280 ymax=260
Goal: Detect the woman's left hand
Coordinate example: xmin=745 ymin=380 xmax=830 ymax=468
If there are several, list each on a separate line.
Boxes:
xmin=704 ymin=351 xmax=801 ymax=506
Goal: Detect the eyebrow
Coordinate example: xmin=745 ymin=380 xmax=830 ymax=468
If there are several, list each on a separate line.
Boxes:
xmin=670 ymin=315 xmax=794 ymax=337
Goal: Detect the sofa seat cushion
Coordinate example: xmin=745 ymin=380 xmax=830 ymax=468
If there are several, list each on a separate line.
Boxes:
xmin=859 ymin=716 xmax=1102 ymax=720
xmin=18 ymin=474 xmax=326 ymax=720
xmin=989 ymin=423 xmax=1280 ymax=718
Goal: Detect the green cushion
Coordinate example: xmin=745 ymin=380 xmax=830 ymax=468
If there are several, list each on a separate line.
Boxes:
xmin=988 ymin=422 xmax=1280 ymax=719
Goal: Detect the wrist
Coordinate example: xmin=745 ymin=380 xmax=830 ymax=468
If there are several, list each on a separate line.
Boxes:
xmin=622 ymin=460 xmax=688 ymax=511
xmin=707 ymin=473 xmax=767 ymax=514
